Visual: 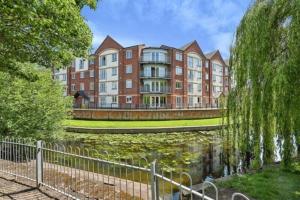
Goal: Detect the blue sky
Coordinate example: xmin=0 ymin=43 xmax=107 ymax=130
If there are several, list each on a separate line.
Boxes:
xmin=81 ymin=0 xmax=252 ymax=58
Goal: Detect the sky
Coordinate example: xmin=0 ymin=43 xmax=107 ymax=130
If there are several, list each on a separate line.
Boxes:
xmin=81 ymin=0 xmax=252 ymax=58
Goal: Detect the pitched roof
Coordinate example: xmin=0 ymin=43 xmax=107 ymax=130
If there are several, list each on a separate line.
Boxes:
xmin=180 ymin=40 xmax=196 ymax=50
xmin=94 ymin=35 xmax=123 ymax=54
xmin=204 ymin=50 xmax=218 ymax=59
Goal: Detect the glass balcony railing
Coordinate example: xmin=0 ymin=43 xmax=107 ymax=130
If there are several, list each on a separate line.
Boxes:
xmin=140 ymin=56 xmax=170 ymax=64
xmin=140 ymin=71 xmax=171 ymax=79
xmin=140 ymin=86 xmax=171 ymax=93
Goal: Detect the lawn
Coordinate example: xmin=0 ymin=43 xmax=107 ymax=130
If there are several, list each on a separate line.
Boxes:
xmin=63 ymin=118 xmax=222 ymax=128
xmin=218 ymin=162 xmax=300 ymax=200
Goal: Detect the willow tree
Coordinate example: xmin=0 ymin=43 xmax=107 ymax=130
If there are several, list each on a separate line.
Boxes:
xmin=227 ymin=0 xmax=300 ymax=169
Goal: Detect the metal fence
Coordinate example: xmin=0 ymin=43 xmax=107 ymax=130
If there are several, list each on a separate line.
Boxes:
xmin=73 ymin=103 xmax=221 ymax=110
xmin=0 ymin=138 xmax=249 ymax=200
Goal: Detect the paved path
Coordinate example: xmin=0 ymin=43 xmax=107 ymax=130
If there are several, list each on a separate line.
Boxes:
xmin=0 ymin=174 xmax=66 ymax=200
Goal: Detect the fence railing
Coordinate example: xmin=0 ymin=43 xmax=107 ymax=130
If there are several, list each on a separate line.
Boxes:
xmin=0 ymin=138 xmax=249 ymax=200
xmin=74 ymin=103 xmax=221 ymax=110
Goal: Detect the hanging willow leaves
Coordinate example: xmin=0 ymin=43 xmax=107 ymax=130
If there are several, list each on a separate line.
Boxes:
xmin=227 ymin=0 xmax=300 ymax=169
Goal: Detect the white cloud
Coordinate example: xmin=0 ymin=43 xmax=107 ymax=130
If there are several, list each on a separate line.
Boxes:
xmin=86 ymin=0 xmax=248 ymax=56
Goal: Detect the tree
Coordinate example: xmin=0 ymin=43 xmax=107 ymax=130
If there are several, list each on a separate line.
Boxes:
xmin=0 ymin=0 xmax=97 ymax=78
xmin=227 ymin=0 xmax=300 ymax=169
xmin=0 ymin=0 xmax=98 ymax=137
xmin=0 ymin=63 xmax=72 ymax=138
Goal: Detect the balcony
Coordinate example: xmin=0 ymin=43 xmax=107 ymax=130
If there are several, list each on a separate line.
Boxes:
xmin=140 ymin=71 xmax=171 ymax=79
xmin=140 ymin=86 xmax=171 ymax=94
xmin=140 ymin=56 xmax=170 ymax=64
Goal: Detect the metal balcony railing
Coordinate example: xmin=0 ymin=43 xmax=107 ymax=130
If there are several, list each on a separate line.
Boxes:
xmin=140 ymin=71 xmax=171 ymax=79
xmin=140 ymin=56 xmax=170 ymax=64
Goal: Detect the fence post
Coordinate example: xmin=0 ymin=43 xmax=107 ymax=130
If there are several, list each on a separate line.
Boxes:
xmin=150 ymin=160 xmax=159 ymax=200
xmin=36 ymin=140 xmax=43 ymax=187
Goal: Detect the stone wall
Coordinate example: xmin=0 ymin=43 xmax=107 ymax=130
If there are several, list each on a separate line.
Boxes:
xmin=72 ymin=108 xmax=222 ymax=120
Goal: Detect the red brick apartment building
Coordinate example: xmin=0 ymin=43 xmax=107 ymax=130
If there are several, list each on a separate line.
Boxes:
xmin=55 ymin=36 xmax=229 ymax=109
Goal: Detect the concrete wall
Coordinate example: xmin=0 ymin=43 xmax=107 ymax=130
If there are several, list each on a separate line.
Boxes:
xmin=72 ymin=108 xmax=222 ymax=120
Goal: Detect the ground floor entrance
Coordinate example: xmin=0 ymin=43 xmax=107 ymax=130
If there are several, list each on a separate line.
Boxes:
xmin=142 ymin=95 xmax=167 ymax=108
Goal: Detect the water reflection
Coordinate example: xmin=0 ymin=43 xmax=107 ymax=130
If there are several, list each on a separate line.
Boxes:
xmin=57 ymin=131 xmax=224 ymax=185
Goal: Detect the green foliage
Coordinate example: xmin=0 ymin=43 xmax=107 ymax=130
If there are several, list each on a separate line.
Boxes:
xmin=0 ymin=0 xmax=97 ymax=77
xmin=228 ymin=0 xmax=300 ymax=168
xmin=218 ymin=162 xmax=300 ymax=200
xmin=0 ymin=63 xmax=72 ymax=138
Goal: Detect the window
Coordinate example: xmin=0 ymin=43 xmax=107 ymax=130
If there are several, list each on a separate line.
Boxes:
xmin=188 ymin=83 xmax=193 ymax=92
xmin=126 ymin=80 xmax=132 ymax=89
xmin=126 ymin=50 xmax=132 ymax=59
xmin=176 ymin=52 xmax=182 ymax=61
xmin=206 ymin=84 xmax=209 ymax=92
xmin=72 ymin=73 xmax=75 ymax=79
xmin=205 ymin=61 xmax=209 ymax=68
xmin=205 ymin=73 xmax=209 ymax=80
xmin=197 ymin=72 xmax=201 ymax=80
xmin=176 ymin=66 xmax=182 ymax=75
xmin=126 ymin=65 xmax=132 ymax=74
xmin=112 ymin=96 xmax=118 ymax=103
xmin=89 ymin=82 xmax=94 ymax=90
xmin=100 ymin=56 xmax=106 ymax=66
xmin=112 ymin=53 xmax=117 ymax=62
xmin=90 ymin=70 xmax=94 ymax=77
xmin=213 ymin=75 xmax=216 ymax=82
xmin=71 ymin=84 xmax=76 ymax=91
xmin=100 ymin=96 xmax=106 ymax=105
xmin=188 ymin=56 xmax=193 ymax=68
xmin=198 ymin=84 xmax=202 ymax=92
xmin=188 ymin=70 xmax=193 ymax=80
xmin=80 ymin=83 xmax=84 ymax=91
xmin=176 ymin=96 xmax=182 ymax=108
xmin=126 ymin=96 xmax=132 ymax=103
xmin=176 ymin=81 xmax=182 ymax=89
xmin=112 ymin=67 xmax=117 ymax=76
xmin=99 ymin=82 xmax=106 ymax=93
xmin=188 ymin=97 xmax=193 ymax=105
xmin=89 ymin=58 xmax=94 ymax=65
xmin=62 ymin=74 xmax=66 ymax=81
xmin=80 ymin=72 xmax=84 ymax=78
xmin=225 ymin=67 xmax=228 ymax=76
xmin=100 ymin=69 xmax=106 ymax=80
xmin=112 ymin=81 xmax=117 ymax=90
xmin=79 ymin=59 xmax=84 ymax=69
xmin=90 ymin=96 xmax=94 ymax=102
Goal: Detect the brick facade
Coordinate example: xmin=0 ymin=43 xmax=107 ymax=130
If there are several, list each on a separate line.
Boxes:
xmin=56 ymin=35 xmax=229 ymax=109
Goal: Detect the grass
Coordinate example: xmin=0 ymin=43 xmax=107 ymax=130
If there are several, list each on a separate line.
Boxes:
xmin=63 ymin=118 xmax=222 ymax=128
xmin=218 ymin=162 xmax=300 ymax=200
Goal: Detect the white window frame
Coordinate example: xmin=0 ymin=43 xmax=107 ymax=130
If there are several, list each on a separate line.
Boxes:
xmin=126 ymin=50 xmax=132 ymax=59
xmin=112 ymin=53 xmax=117 ymax=62
xmin=175 ymin=52 xmax=182 ymax=61
xmin=90 ymin=70 xmax=94 ymax=77
xmin=72 ymin=73 xmax=75 ymax=79
xmin=89 ymin=82 xmax=94 ymax=90
xmin=175 ymin=81 xmax=182 ymax=89
xmin=71 ymin=84 xmax=76 ymax=91
xmin=176 ymin=96 xmax=182 ymax=108
xmin=126 ymin=80 xmax=132 ymax=89
xmin=176 ymin=66 xmax=182 ymax=75
xmin=126 ymin=65 xmax=132 ymax=74
xmin=80 ymin=83 xmax=84 ymax=91
xmin=112 ymin=96 xmax=118 ymax=103
xmin=80 ymin=71 xmax=84 ymax=79
xmin=112 ymin=67 xmax=117 ymax=76
xmin=112 ymin=81 xmax=117 ymax=90
xmin=99 ymin=82 xmax=106 ymax=93
xmin=126 ymin=96 xmax=132 ymax=103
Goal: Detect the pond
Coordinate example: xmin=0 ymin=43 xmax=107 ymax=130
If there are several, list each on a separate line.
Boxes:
xmin=56 ymin=131 xmax=225 ymax=185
